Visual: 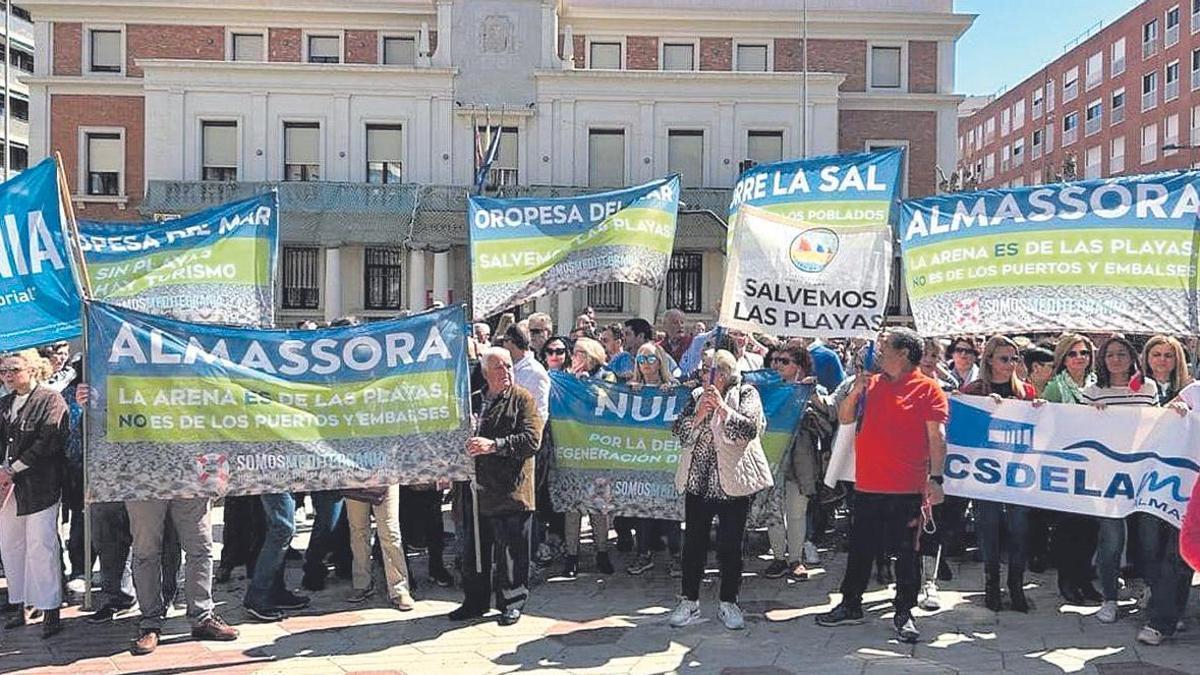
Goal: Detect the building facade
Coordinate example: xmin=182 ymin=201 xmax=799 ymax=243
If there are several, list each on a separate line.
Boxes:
xmin=25 ymin=0 xmax=971 ymax=327
xmin=959 ymin=0 xmax=1200 ymax=190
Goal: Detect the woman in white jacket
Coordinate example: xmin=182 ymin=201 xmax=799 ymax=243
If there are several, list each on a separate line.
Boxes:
xmin=667 ymin=349 xmax=772 ymax=631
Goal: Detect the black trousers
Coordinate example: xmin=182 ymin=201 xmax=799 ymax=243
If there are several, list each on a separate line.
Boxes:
xmin=840 ymin=492 xmax=922 ymax=613
xmin=1053 ymin=513 xmax=1098 ymax=590
xmin=681 ymin=493 xmax=751 ymax=603
xmin=460 ymin=492 xmax=532 ymax=612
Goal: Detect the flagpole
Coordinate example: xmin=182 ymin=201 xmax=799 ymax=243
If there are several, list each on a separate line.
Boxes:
xmin=55 ymin=152 xmax=95 ymax=610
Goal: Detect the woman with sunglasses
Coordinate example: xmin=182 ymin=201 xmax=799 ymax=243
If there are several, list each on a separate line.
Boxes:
xmin=1042 ymin=333 xmax=1101 ymax=606
xmin=626 ymin=342 xmax=683 ymax=576
xmin=763 ymin=344 xmax=834 ymax=581
xmin=1080 ymin=336 xmax=1159 ymax=625
xmin=559 ymin=337 xmax=615 ymax=577
xmin=0 ymin=349 xmax=68 ymax=637
xmin=946 ymin=336 xmax=981 ymax=390
xmin=961 ymin=336 xmax=1041 ymax=612
xmin=539 ymin=336 xmax=573 ymax=373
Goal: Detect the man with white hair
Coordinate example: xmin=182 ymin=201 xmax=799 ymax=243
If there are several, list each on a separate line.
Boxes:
xmin=449 ymin=348 xmax=543 ymax=626
xmin=526 ymin=312 xmax=553 ymax=352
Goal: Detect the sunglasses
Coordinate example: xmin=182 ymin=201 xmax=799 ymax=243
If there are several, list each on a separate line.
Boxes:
xmin=545 ymin=348 xmax=567 ymax=356
xmin=1067 ymin=350 xmax=1091 ymax=358
xmin=771 ymin=357 xmax=794 ymax=366
xmin=636 ymin=354 xmax=659 ymax=365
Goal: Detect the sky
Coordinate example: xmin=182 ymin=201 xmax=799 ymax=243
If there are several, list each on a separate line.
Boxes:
xmin=955 ymin=0 xmax=1141 ymax=95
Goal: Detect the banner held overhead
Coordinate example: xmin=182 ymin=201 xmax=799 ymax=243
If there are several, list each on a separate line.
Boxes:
xmin=78 ymin=192 xmax=279 ymax=327
xmin=468 ymin=176 xmax=681 ymax=320
xmin=0 ymin=157 xmax=82 ymax=351
xmin=899 ymin=173 xmax=1200 ymax=335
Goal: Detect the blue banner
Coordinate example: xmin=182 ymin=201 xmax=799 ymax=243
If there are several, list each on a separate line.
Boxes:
xmin=898 ymin=172 xmax=1200 ymax=335
xmin=0 ymin=157 xmax=81 ymax=351
xmin=728 ymin=148 xmax=904 ymax=223
xmin=547 ymin=369 xmax=809 ymax=522
xmin=468 ymin=176 xmax=681 ymax=319
xmin=78 ymin=192 xmax=279 ymax=327
xmin=84 ymin=301 xmax=472 ymax=502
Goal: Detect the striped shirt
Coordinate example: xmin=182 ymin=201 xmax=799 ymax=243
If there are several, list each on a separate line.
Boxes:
xmin=1080 ymin=379 xmax=1159 ymax=408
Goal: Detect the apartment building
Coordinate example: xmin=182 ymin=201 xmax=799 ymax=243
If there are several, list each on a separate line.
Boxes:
xmin=960 ymin=0 xmax=1200 ymax=189
xmin=25 ymin=0 xmax=972 ymax=325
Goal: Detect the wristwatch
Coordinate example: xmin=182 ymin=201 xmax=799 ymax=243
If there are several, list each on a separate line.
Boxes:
xmin=928 ymin=475 xmax=944 ymax=485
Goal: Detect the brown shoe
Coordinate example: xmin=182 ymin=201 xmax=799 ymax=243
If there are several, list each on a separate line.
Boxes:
xmin=130 ymin=629 xmax=160 ymax=655
xmin=191 ymin=614 xmax=239 ymax=641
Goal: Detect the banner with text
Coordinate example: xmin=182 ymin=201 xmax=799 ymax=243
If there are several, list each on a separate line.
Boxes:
xmin=727 ymin=148 xmax=904 ymax=251
xmin=898 ymin=173 xmax=1200 ymax=335
xmin=79 ymin=193 xmax=279 ymax=327
xmin=468 ymin=176 xmax=680 ymax=319
xmin=548 ymin=370 xmax=809 ymax=522
xmin=0 ymin=157 xmax=81 ymax=351
xmin=84 ymin=301 xmax=472 ymax=503
xmin=720 ymin=204 xmax=891 ymax=338
xmin=946 ymin=395 xmax=1198 ymax=527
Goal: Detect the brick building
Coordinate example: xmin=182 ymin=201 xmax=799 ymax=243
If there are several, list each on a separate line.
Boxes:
xmin=959 ymin=0 xmax=1200 ymax=189
xmin=24 ymin=0 xmax=972 ymax=326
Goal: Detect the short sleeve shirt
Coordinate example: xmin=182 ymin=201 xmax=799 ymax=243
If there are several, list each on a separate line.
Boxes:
xmin=855 ymin=370 xmax=949 ymax=494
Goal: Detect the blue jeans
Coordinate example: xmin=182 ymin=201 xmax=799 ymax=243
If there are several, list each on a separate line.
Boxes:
xmin=303 ymin=491 xmax=344 ymax=578
xmin=1137 ymin=513 xmax=1192 ymax=635
xmin=245 ymin=493 xmax=295 ymax=609
xmin=976 ymin=500 xmax=1029 ymax=570
xmin=1096 ymin=516 xmax=1126 ymax=601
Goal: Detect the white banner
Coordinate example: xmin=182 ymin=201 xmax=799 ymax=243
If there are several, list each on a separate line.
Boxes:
xmin=719 ymin=204 xmax=891 ymax=339
xmin=825 ymin=395 xmax=1200 ymax=527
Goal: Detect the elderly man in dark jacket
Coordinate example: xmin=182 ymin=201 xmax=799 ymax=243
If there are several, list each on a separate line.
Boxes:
xmin=449 ymin=347 xmax=543 ymax=626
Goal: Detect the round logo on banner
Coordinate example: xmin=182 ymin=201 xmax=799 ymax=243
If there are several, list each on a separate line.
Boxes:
xmin=789 ymin=228 xmax=839 ymax=273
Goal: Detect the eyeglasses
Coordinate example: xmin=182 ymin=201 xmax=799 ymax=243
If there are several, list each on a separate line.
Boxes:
xmin=992 ymin=355 xmax=1016 ymax=364
xmin=1066 ymin=350 xmax=1091 ymax=358
xmin=771 ymin=356 xmax=794 ymax=366
xmin=635 ymin=354 xmax=659 ymax=365
xmin=544 ymin=348 xmax=567 ymax=356
xmin=953 ymin=347 xmax=978 ymax=356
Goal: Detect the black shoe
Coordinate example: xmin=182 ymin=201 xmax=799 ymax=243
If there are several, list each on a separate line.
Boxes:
xmin=595 ymin=551 xmax=614 ymax=575
xmin=498 ymin=607 xmax=522 ymax=626
xmin=562 ymin=555 xmax=579 ymax=579
xmin=88 ymin=603 xmax=136 ymax=624
xmin=301 ymin=571 xmax=327 ymax=592
xmin=244 ymin=604 xmax=285 ymax=622
xmin=429 ymin=566 xmax=453 ymax=588
xmin=448 ymin=604 xmax=487 ymax=621
xmin=41 ymin=610 xmax=62 ymax=639
xmin=764 ymin=559 xmax=790 ymax=579
xmin=816 ymin=603 xmax=865 ymax=627
xmin=893 ymin=610 xmax=919 ymax=643
xmin=1078 ymin=583 xmax=1104 ymax=605
xmin=272 ymin=591 xmax=311 ymax=610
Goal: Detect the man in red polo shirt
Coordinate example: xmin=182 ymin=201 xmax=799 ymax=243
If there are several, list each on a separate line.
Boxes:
xmin=816 ymin=327 xmax=948 ymax=643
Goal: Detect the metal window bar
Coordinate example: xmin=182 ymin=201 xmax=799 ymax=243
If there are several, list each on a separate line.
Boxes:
xmin=283 ymin=247 xmax=320 ymax=309
xmin=665 ymin=252 xmax=703 ymax=313
xmin=364 ymin=247 xmax=404 ymax=310
xmin=586 ymin=282 xmax=624 ymax=313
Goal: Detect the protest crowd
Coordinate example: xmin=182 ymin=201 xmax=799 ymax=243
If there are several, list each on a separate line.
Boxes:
xmin=1 ymin=149 xmax=1200 ymax=663
xmin=2 ymin=310 xmax=1200 ymax=651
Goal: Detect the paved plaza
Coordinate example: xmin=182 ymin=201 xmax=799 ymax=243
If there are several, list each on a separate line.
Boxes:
xmin=1 ymin=506 xmax=1198 ymax=675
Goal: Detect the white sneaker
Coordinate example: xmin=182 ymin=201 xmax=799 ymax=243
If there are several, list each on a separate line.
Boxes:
xmin=668 ymin=599 xmax=701 ymax=627
xmin=717 ymin=601 xmax=745 ymax=630
xmin=802 ymin=541 xmax=820 ymax=566
xmin=1096 ymin=600 xmax=1119 ymax=624
xmin=919 ymin=580 xmax=941 ymax=611
xmin=1137 ymin=625 xmax=1164 ymax=645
